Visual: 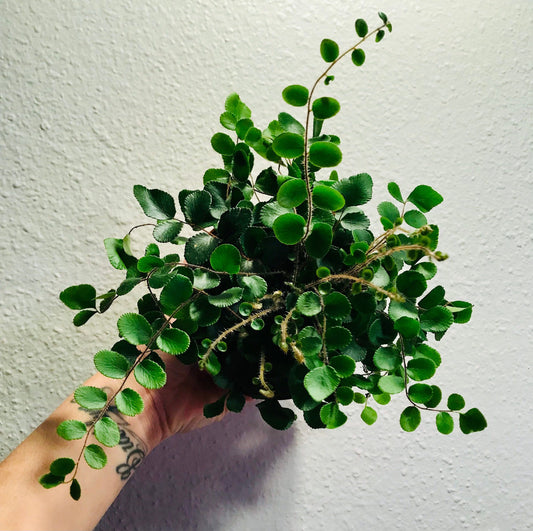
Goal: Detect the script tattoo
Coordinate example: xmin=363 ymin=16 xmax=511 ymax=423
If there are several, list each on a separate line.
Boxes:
xmin=73 ymin=387 xmax=147 ymax=481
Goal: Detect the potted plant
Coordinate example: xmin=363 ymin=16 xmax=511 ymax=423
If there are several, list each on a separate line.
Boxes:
xmin=38 ymin=12 xmax=487 ymax=500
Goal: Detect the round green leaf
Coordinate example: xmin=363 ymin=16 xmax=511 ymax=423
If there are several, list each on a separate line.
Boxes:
xmin=324 ymin=292 xmax=351 ymax=320
xmin=378 ymin=375 xmax=405 ymax=394
xmin=414 ymin=344 xmax=442 ymax=367
xmin=103 ymin=238 xmax=128 ymax=270
xmin=320 ymin=38 xmax=339 ymax=62
xmin=387 ymin=181 xmax=403 ymax=202
xmin=272 ymin=132 xmax=304 ymax=159
xmin=232 ymin=149 xmax=251 ymax=182
xmin=351 ymin=48 xmax=365 ymax=66
xmin=226 ymin=391 xmax=246 ymax=413
xmin=436 ymin=412 xmax=454 ymax=434
xmin=408 ymin=383 xmax=433 ymax=404
xmin=159 ymin=274 xmax=194 ymax=315
xmin=396 ymin=271 xmax=427 ymax=298
xmin=94 ymin=417 xmax=120 ymax=448
xmin=134 ymin=358 xmax=167 ymax=389
xmin=203 ymin=395 xmax=225 ymax=418
xmin=204 ymin=168 xmax=230 ymax=184
xmin=297 ymin=292 xmax=322 ymax=316
xmin=400 ymin=406 xmax=421 ymax=432
xmin=272 ymin=213 xmax=306 ymax=245
xmin=329 ymin=355 xmax=356 ymax=377
xmin=459 ymin=408 xmax=487 ymax=433
xmin=447 ymin=393 xmax=466 ymax=411
xmin=84 ymin=444 xmax=107 ymax=469
xmin=210 ymin=244 xmax=241 ymax=274
xmin=260 ymin=202 xmax=292 ymax=227
xmin=190 ymin=296 xmax=221 ymax=326
xmin=50 ymin=457 xmax=75 ymax=477
xmin=236 ymin=118 xmax=254 ymax=139
xmin=277 ymin=178 xmax=308 ymax=208
xmin=74 ymin=386 xmax=107 ymax=410
xmin=217 ymin=208 xmax=252 ymax=241
xmin=73 ymin=309 xmax=97 ymax=327
xmin=257 ymin=400 xmax=297 ymax=430
xmin=355 ymin=18 xmax=368 ymax=37
xmin=448 ymin=301 xmax=473 ymax=324
xmin=404 ymin=210 xmax=427 ymax=228
xmin=388 ymin=300 xmax=418 ymax=321
xmin=373 ymin=346 xmax=401 ymax=371
xmin=320 ymin=402 xmax=347 ymax=429
xmin=153 ymin=220 xmax=183 ymax=243
xmin=312 ymin=184 xmax=345 ymax=211
xmin=325 ymin=326 xmax=352 ymax=350
xmin=309 ymin=142 xmax=343 ymax=168
xmin=425 ymin=385 xmax=443 ymax=408
xmin=420 ymin=306 xmax=454 ymax=332
xmin=360 ymin=406 xmax=377 ymax=425
xmin=282 ymin=84 xmax=309 ymax=107
xmin=137 ymin=255 xmax=164 ymax=273
xmin=133 ymin=185 xmax=176 ymax=220
xmin=406 ymin=358 xmax=436 ymax=381
xmin=56 ymin=420 xmax=87 ymax=441
xmin=220 ymin=111 xmax=236 ymax=130
xmin=251 ymin=318 xmax=265 ymax=330
xmin=70 ymin=479 xmax=81 ymax=501
xmin=336 ymin=386 xmax=354 ymax=406
xmin=115 ymin=388 xmax=144 ymax=416
xmin=193 ymin=269 xmax=220 ymax=290
xmin=334 ymin=173 xmax=373 ymax=206
xmin=39 ymin=473 xmax=64 ymax=489
xmin=94 ymin=350 xmax=130 ymax=379
xmin=60 ymin=284 xmax=96 ymax=310
xmin=377 ymin=201 xmax=400 ymax=224
xmin=373 ymin=393 xmax=391 ymax=405
xmin=156 ymin=328 xmax=190 ymax=355
xmin=204 ymin=353 xmax=221 ymax=376
xmin=304 ymin=365 xmax=341 ymax=402
xmin=211 ymin=132 xmax=235 ymax=155
xmin=419 ymin=286 xmax=446 ymax=309
xmin=238 ymin=275 xmax=268 ymax=301
xmin=393 ymin=316 xmax=420 ymax=338
xmin=305 ymin=222 xmax=333 ymax=259
xmin=183 ymin=190 xmax=214 ymax=227
xmin=312 ymin=97 xmax=340 ymax=120
xmin=414 ymin=262 xmax=438 ymax=280
xmin=208 ymin=287 xmax=244 ymax=308
xmin=407 ymin=185 xmax=443 ymax=213
xmin=117 ymin=313 xmax=153 ymax=346
xmin=184 ymin=232 xmax=219 ymax=265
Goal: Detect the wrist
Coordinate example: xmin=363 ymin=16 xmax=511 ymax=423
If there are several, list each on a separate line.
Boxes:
xmin=81 ymin=373 xmax=164 ymax=454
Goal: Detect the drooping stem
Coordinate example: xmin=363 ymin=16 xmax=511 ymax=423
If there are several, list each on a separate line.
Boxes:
xmin=398 ymin=337 xmax=455 ymax=414
xmin=302 ymin=22 xmax=388 ymax=240
xmin=69 ymin=293 xmax=200 ymax=483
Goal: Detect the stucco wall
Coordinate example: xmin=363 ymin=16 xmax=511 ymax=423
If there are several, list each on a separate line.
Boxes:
xmin=1 ymin=1 xmax=532 ymax=529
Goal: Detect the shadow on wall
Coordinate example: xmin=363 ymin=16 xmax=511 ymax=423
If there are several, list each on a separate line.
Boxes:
xmin=96 ymin=402 xmax=296 ymax=531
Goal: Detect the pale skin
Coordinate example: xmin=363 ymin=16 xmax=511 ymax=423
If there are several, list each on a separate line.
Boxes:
xmin=0 ymin=350 xmax=242 ymax=530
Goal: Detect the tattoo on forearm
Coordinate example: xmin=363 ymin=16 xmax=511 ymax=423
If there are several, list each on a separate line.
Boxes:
xmin=72 ymin=387 xmax=147 ymax=481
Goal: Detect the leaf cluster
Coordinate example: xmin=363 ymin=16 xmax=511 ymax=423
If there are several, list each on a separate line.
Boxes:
xmin=44 ymin=12 xmax=486 ymax=500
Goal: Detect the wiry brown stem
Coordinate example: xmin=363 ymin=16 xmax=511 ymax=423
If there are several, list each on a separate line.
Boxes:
xmin=302 ymin=22 xmax=388 ymax=240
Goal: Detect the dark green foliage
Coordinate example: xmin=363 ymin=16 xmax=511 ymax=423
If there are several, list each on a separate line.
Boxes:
xmin=45 ymin=12 xmax=486 ymax=500
xmin=320 ymin=39 xmax=339 ymax=62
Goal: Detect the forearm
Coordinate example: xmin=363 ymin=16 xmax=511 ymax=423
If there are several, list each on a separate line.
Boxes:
xmin=0 ymin=372 xmax=162 ymax=531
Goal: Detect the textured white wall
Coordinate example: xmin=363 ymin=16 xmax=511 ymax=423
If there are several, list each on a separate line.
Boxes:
xmin=1 ymin=1 xmax=532 ymax=529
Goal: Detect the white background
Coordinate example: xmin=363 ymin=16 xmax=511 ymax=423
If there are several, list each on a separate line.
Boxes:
xmin=1 ymin=1 xmax=532 ymax=529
